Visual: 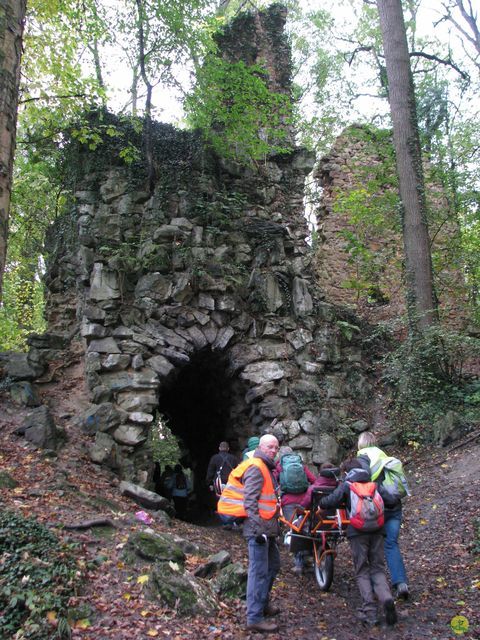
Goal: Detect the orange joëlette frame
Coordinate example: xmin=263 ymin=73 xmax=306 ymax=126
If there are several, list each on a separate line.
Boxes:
xmin=279 ymin=505 xmax=350 ymax=534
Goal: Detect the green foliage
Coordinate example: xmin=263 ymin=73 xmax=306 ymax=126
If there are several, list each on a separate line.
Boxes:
xmin=336 ymin=319 xmax=361 ymax=342
xmin=0 ymin=267 xmax=46 ymax=351
xmin=148 ymin=414 xmax=182 ymax=468
xmin=0 ymin=510 xmax=81 ymax=639
xmin=382 ymin=324 xmax=480 ymax=442
xmin=185 ymin=57 xmax=293 ymax=163
xmin=194 ymin=189 xmax=247 ymax=227
xmin=329 ymin=126 xmax=401 ymax=303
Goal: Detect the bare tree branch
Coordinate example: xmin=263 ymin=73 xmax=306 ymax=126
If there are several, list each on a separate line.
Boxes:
xmin=345 ymin=45 xmax=374 ymax=66
xmin=409 ymin=50 xmax=470 ymax=81
xmin=19 ymin=93 xmax=90 ymax=105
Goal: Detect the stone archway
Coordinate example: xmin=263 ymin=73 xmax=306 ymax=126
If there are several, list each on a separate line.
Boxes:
xmin=156 ymin=347 xmax=247 ymax=508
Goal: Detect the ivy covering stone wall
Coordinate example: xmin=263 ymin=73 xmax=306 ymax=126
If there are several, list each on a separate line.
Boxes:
xmin=19 ymin=6 xmax=377 ymax=485
xmin=315 ymin=124 xmax=468 ymax=328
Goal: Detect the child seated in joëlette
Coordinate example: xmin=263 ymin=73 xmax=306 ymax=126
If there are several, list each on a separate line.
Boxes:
xmin=298 ymin=462 xmax=338 ymax=509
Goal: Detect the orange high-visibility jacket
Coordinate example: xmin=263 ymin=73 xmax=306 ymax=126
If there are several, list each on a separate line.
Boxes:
xmin=217 ymin=457 xmax=278 ymax=520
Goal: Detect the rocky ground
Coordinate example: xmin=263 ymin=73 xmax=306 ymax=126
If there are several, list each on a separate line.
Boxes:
xmin=0 ymin=355 xmax=479 ymax=640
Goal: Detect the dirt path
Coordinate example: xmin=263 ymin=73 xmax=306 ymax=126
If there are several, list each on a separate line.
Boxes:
xmin=0 ymin=361 xmax=479 ymax=640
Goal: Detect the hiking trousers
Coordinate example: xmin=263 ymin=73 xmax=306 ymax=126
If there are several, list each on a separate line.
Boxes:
xmin=246 ymin=536 xmax=280 ymax=624
xmin=384 ymin=508 xmax=408 ymax=587
xmin=349 ymin=532 xmax=392 ymax=618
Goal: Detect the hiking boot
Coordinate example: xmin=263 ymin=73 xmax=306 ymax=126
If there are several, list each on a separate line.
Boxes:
xmin=357 ymin=610 xmax=378 ymax=627
xmin=246 ymin=620 xmax=279 ymax=633
xmin=384 ymin=599 xmax=398 ymax=626
xmin=264 ymin=603 xmax=280 ymax=617
xmin=362 ymin=617 xmax=379 ymax=627
xmin=395 ymin=582 xmax=409 ymax=600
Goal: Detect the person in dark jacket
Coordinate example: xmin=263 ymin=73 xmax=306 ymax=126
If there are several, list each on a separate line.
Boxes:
xmin=319 ymin=459 xmax=397 ymax=627
xmin=243 ymin=434 xmax=281 ymax=634
xmin=205 ymin=441 xmax=237 ymax=495
xmin=357 ymin=431 xmax=409 ymax=600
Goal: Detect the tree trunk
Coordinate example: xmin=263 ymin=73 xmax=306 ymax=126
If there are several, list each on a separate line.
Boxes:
xmin=135 ymin=0 xmax=155 ymax=191
xmin=377 ymin=0 xmax=438 ymax=331
xmin=0 ymin=0 xmax=26 ymax=302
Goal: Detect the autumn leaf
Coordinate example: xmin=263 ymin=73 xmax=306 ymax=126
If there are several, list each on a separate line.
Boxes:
xmin=46 ymin=611 xmax=57 ymax=624
xmin=75 ymin=619 xmax=91 ymax=629
xmin=137 ymin=574 xmax=149 ymax=584
xmin=146 ymin=630 xmax=158 ymax=637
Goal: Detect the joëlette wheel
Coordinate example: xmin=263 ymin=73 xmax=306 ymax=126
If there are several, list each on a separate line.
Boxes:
xmin=313 ymin=540 xmax=334 ymax=591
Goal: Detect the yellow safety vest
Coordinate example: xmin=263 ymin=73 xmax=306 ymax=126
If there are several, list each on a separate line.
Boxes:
xmin=357 ymin=446 xmax=390 ymax=481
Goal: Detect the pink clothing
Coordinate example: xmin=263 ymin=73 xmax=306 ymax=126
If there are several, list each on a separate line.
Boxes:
xmin=274 ymin=462 xmax=316 ymax=507
xmin=298 ymin=474 xmax=337 ymax=508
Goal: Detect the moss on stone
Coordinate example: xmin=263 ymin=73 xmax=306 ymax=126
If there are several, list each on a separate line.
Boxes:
xmin=0 ymin=471 xmax=19 ymax=489
xmin=122 ymin=531 xmax=186 ymax=565
xmin=212 ymin=562 xmax=248 ymax=599
xmin=149 ymin=561 xmax=218 ymax=616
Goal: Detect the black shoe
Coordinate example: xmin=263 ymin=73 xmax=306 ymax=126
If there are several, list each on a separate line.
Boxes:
xmin=384 ymin=599 xmax=397 ymax=626
xmin=361 ymin=617 xmax=379 ymax=627
xmin=357 ymin=610 xmax=378 ymax=627
xmin=395 ymin=582 xmax=409 ymax=600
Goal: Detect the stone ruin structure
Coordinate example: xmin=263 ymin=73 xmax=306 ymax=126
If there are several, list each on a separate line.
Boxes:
xmin=315 ymin=125 xmax=469 ymax=328
xmin=7 ymin=5 xmax=375 ymax=499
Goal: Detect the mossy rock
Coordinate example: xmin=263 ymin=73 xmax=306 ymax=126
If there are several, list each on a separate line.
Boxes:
xmin=0 ymin=471 xmax=19 ymax=489
xmin=122 ymin=531 xmax=186 ymax=566
xmin=169 ymin=534 xmax=207 ymax=557
xmin=212 ymin=562 xmax=248 ymax=599
xmin=149 ymin=560 xmax=218 ymax=616
xmin=67 ymin=602 xmax=94 ymax=623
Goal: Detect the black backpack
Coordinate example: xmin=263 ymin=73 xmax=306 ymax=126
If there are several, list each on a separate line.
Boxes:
xmin=213 ymin=454 xmax=233 ymax=496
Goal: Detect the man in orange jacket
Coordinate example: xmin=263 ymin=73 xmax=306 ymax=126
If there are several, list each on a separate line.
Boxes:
xmin=218 ymin=433 xmax=281 ymax=633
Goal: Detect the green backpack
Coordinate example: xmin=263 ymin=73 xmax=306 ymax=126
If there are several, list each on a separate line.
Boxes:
xmin=279 ymin=454 xmax=309 ymax=494
xmin=380 ymin=457 xmax=411 ymax=504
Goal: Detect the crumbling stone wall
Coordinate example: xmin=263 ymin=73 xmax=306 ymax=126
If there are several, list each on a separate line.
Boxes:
xmin=315 ymin=124 xmax=469 ymax=328
xmin=32 ymin=6 xmax=376 ymax=485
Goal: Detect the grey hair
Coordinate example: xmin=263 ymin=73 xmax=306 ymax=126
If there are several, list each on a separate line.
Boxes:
xmin=358 ymin=431 xmax=377 ymax=449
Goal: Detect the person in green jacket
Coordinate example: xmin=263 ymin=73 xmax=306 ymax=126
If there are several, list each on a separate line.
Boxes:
xmin=242 ymin=436 xmax=260 ymax=460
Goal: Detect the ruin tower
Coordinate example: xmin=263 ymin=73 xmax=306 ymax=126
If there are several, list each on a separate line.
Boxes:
xmin=37 ymin=5 xmax=372 ymax=496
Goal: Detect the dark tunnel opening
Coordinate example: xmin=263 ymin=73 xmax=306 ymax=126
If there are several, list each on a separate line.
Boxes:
xmin=157 ymin=348 xmax=245 ymax=524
